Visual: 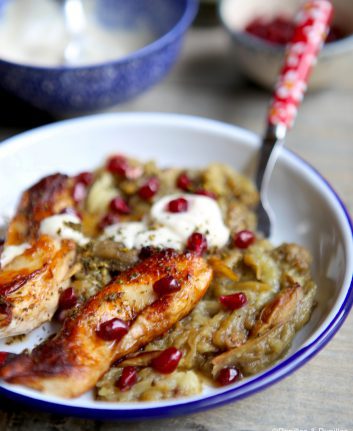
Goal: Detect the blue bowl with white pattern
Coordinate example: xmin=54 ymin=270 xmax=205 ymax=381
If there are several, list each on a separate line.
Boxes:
xmin=0 ymin=0 xmax=197 ymax=115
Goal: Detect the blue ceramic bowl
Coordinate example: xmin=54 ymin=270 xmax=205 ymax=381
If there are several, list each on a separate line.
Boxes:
xmin=0 ymin=0 xmax=197 ymax=115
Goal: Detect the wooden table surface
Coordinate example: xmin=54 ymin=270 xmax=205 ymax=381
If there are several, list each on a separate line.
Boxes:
xmin=0 ymin=25 xmax=352 ymax=431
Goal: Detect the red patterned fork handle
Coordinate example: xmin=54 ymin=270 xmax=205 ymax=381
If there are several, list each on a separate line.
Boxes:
xmin=268 ymin=0 xmax=333 ymax=129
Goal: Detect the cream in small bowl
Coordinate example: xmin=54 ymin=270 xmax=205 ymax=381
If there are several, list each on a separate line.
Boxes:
xmin=0 ymin=0 xmax=155 ymax=67
xmin=0 ymin=0 xmax=198 ymax=114
xmin=219 ymin=0 xmax=353 ymax=89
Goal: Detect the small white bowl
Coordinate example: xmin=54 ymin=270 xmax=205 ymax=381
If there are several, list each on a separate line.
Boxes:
xmin=219 ymin=0 xmax=353 ymax=89
xmin=0 ymin=113 xmax=352 ymax=419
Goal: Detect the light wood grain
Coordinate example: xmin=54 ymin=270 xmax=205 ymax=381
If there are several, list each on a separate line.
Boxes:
xmin=0 ymin=27 xmax=352 ymax=431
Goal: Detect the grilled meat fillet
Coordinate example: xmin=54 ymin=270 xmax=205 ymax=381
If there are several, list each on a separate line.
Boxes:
xmin=0 ymin=251 xmax=213 ymax=398
xmin=6 ymin=173 xmax=73 ymax=245
xmin=0 ymin=236 xmax=76 ymax=337
xmin=0 ymin=174 xmax=77 ymax=338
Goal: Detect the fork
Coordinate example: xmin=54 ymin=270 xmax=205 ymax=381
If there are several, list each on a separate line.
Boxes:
xmin=255 ymin=0 xmax=333 ymax=237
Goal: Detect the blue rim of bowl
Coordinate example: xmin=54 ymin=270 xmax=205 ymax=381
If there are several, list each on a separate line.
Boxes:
xmin=0 ymin=0 xmax=198 ymax=71
xmin=218 ymin=0 xmax=353 ymax=58
xmin=0 ymin=115 xmax=352 ymax=420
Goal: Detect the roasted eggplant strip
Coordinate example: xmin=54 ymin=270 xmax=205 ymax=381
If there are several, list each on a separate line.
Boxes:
xmin=116 ymin=351 xmax=162 ymax=368
xmin=0 ymin=251 xmax=213 ymax=398
xmin=211 ymin=283 xmax=316 ymax=376
xmin=0 ymin=174 xmax=77 ymax=338
xmin=250 ymin=284 xmax=303 ymax=338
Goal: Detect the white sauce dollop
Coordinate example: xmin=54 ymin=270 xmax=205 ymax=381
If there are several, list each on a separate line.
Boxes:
xmin=0 ymin=213 xmax=88 ymax=268
xmin=39 ymin=214 xmax=88 ymax=246
xmin=102 ymin=194 xmax=230 ymax=251
xmin=103 ymin=222 xmax=184 ymax=251
xmin=0 ymin=243 xmax=31 ymax=268
xmin=0 ymin=0 xmax=155 ymax=66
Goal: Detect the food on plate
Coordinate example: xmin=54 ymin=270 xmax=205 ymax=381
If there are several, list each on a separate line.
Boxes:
xmin=0 ymin=154 xmax=317 ymax=401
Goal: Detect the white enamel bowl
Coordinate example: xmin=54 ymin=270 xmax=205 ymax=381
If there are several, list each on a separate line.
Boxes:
xmin=0 ymin=113 xmax=352 ymax=419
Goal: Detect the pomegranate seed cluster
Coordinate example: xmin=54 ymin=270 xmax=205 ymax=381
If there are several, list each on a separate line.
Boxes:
xmin=245 ymin=16 xmax=345 ymax=45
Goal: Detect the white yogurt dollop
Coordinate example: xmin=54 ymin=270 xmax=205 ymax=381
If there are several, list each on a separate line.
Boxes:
xmin=103 ymin=222 xmax=184 ymax=251
xmin=39 ymin=214 xmax=88 ymax=246
xmin=103 ymin=222 xmax=146 ymax=249
xmin=102 ymin=194 xmax=230 ymax=251
xmin=0 ymin=0 xmax=155 ymax=66
xmin=0 ymin=213 xmax=88 ymax=267
xmin=151 ymin=194 xmax=230 ymax=248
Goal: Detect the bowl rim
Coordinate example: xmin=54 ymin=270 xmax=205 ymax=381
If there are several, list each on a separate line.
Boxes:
xmin=0 ymin=0 xmax=198 ymax=71
xmin=0 ymin=112 xmax=352 ymax=420
xmin=218 ymin=0 xmax=353 ymax=58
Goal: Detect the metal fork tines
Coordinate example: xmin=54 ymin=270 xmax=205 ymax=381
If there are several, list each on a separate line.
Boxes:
xmin=255 ymin=123 xmax=286 ymax=238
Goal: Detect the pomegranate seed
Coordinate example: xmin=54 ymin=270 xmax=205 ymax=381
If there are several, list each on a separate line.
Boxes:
xmin=0 ymin=351 xmax=9 ymax=367
xmin=186 ymin=232 xmax=208 ymax=255
xmin=98 ymin=213 xmax=120 ymax=230
xmin=233 ymin=230 xmax=255 ymax=249
xmin=55 ymin=308 xmax=70 ymax=323
xmin=59 ymin=207 xmax=82 ymax=219
xmin=106 ymin=155 xmax=129 ymax=177
xmin=151 ymin=347 xmax=182 ymax=374
xmin=109 ymin=196 xmax=131 ymax=214
xmin=58 ymin=287 xmax=78 ymax=310
xmin=216 ymin=367 xmax=240 ymax=386
xmin=72 ymin=171 xmax=93 ymax=203
xmin=0 ymin=302 xmax=11 ymax=319
xmin=96 ymin=318 xmax=129 ymax=341
xmin=116 ymin=366 xmax=138 ymax=392
xmin=219 ymin=293 xmax=247 ymax=310
xmin=138 ymin=177 xmax=160 ymax=200
xmin=139 ymin=246 xmax=155 ymax=260
xmin=167 ymin=197 xmax=188 ymax=213
xmin=153 ymin=276 xmax=181 ymax=296
xmin=75 ymin=172 xmax=93 ymax=186
xmin=194 ymin=189 xmax=217 ymax=200
xmin=176 ymin=172 xmax=192 ymax=191
xmin=0 ymin=238 xmax=4 ymax=257
xmin=72 ymin=182 xmax=87 ymax=203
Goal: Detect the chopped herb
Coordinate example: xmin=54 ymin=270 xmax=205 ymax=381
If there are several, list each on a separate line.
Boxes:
xmin=64 ymin=221 xmax=81 ymax=232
